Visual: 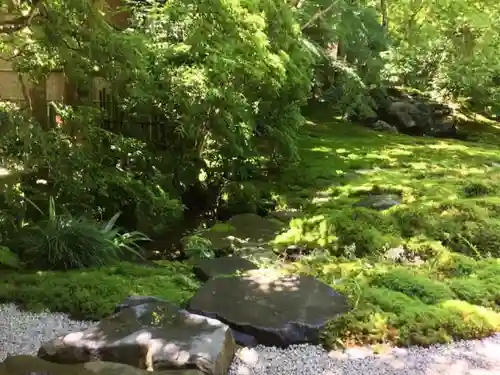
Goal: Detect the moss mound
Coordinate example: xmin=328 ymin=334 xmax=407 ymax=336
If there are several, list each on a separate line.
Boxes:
xmin=0 ymin=262 xmax=200 ymax=320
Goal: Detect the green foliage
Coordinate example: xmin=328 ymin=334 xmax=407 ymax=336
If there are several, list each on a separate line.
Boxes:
xmin=0 ymin=104 xmax=183 ymax=236
xmin=0 ymin=262 xmax=200 ymax=320
xmin=0 ymin=246 xmax=21 ymax=269
xmin=463 ymin=181 xmax=495 ymax=198
xmin=182 ymin=234 xmax=214 ymax=260
xmin=121 ymin=0 xmax=314 ymax=189
xmin=10 ymin=198 xmax=149 ymax=270
xmin=220 ymin=181 xmax=261 ymax=216
xmin=319 ymin=263 xmax=500 ymax=349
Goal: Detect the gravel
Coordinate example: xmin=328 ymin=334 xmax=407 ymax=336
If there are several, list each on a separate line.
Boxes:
xmin=1 ymin=303 xmax=499 ymax=375
xmin=0 ymin=303 xmax=93 ymax=361
xmin=230 ymin=337 xmax=500 ymax=375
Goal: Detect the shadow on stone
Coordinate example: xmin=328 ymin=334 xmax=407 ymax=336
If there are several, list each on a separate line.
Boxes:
xmin=187 ymin=269 xmax=350 ymax=347
xmin=38 ymin=301 xmax=236 ymax=375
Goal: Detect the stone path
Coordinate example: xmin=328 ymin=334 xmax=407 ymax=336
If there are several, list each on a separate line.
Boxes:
xmin=1 ymin=213 xmax=498 ymax=375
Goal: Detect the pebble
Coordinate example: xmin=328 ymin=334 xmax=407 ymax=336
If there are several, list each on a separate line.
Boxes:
xmin=1 ymin=303 xmax=500 ymax=375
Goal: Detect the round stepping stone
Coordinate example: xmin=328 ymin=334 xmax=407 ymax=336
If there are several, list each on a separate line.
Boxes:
xmin=193 ymin=256 xmax=258 ymax=282
xmin=187 ymin=269 xmax=350 ymax=347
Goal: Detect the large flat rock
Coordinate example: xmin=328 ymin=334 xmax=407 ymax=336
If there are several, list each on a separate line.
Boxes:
xmin=38 ymin=301 xmax=236 ymax=375
xmin=187 ymin=269 xmax=350 ymax=347
xmin=193 ymin=256 xmax=258 ymax=282
xmin=0 ymin=355 xmax=205 ymax=374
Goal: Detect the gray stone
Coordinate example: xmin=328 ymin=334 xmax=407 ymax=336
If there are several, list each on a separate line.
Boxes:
xmin=373 ymin=120 xmax=398 ymax=133
xmin=193 ymin=256 xmax=258 ymax=282
xmin=355 ymin=194 xmax=401 ymax=210
xmin=114 ymin=296 xmax=170 ymax=314
xmin=0 ymin=355 xmax=205 ymax=375
xmin=38 ymin=301 xmax=236 ymax=375
xmin=388 ymin=101 xmax=418 ymax=128
xmin=187 ymin=269 xmax=350 ymax=347
xmin=201 ymin=214 xmax=285 ymax=262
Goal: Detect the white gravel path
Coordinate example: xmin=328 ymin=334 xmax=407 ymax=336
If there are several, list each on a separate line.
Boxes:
xmin=1 ymin=303 xmax=499 ymax=375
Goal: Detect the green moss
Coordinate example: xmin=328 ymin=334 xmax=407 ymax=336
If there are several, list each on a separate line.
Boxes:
xmin=448 ymin=277 xmax=500 ymax=308
xmin=435 ymin=252 xmax=479 ymax=277
xmin=267 ymin=119 xmax=500 ymax=348
xmin=0 ymin=262 xmax=200 ymax=320
xmin=209 ymin=223 xmax=235 ymax=233
xmin=371 ymin=268 xmax=456 ymax=304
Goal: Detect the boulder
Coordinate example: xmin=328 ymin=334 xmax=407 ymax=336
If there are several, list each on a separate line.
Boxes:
xmin=187 ymin=269 xmax=350 ymax=347
xmin=0 ymin=355 xmax=205 ymax=375
xmin=38 ymin=301 xmax=236 ymax=375
xmin=388 ymin=101 xmax=418 ymax=129
xmin=372 ymin=120 xmax=398 ymax=133
xmin=193 ymin=256 xmax=258 ymax=282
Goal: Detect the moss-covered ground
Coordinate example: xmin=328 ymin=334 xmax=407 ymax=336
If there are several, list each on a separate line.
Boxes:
xmin=1 ymin=115 xmax=499 ymax=349
xmin=269 ymin=116 xmax=500 ymax=348
xmin=0 ymin=262 xmax=200 ymax=320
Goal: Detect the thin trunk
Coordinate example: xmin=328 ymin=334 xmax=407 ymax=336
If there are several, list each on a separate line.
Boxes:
xmin=380 ymin=0 xmax=388 ymax=30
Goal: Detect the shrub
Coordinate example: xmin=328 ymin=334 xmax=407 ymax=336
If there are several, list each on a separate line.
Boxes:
xmin=0 ymin=108 xmax=183 ymax=236
xmin=10 ymin=198 xmax=149 ymax=270
xmin=0 ymin=246 xmax=20 ymax=269
xmin=182 ymin=234 xmax=214 ymax=260
xmin=463 ymin=181 xmax=494 ymax=198
xmin=219 ymin=181 xmax=261 ymax=216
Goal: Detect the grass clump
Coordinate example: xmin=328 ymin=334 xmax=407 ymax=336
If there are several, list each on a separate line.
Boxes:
xmin=0 ymin=261 xmax=200 ymax=320
xmin=7 ymin=198 xmax=149 ymax=270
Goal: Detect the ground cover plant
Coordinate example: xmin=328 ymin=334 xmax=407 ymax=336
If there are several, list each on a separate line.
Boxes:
xmin=270 ymin=118 xmax=500 ymax=348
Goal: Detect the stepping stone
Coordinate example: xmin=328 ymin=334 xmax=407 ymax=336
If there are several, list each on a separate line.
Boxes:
xmin=38 ymin=300 xmax=236 ymax=375
xmin=193 ymin=256 xmax=258 ymax=282
xmin=354 ymin=194 xmax=401 ymax=210
xmin=200 ymin=214 xmax=284 ymax=262
xmin=0 ymin=355 xmax=205 ymax=374
xmin=187 ymin=269 xmax=350 ymax=347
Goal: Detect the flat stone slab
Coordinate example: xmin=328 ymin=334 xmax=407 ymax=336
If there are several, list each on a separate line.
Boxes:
xmin=201 ymin=214 xmax=284 ymax=262
xmin=355 ymin=194 xmax=401 ymax=210
xmin=187 ymin=269 xmax=350 ymax=347
xmin=38 ymin=301 xmax=235 ymax=375
xmin=0 ymin=355 xmax=205 ymax=374
xmin=193 ymin=256 xmax=258 ymax=282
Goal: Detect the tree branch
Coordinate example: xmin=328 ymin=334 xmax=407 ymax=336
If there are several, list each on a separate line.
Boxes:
xmin=0 ymin=1 xmax=41 ymax=34
xmin=301 ymin=1 xmax=337 ymax=30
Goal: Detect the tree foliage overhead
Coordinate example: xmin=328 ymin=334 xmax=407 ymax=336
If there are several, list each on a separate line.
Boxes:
xmin=2 ymin=0 xmax=500 ymax=235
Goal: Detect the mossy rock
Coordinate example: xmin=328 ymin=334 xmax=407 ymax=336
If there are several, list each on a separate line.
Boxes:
xmin=200 ymin=213 xmax=285 ymax=262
